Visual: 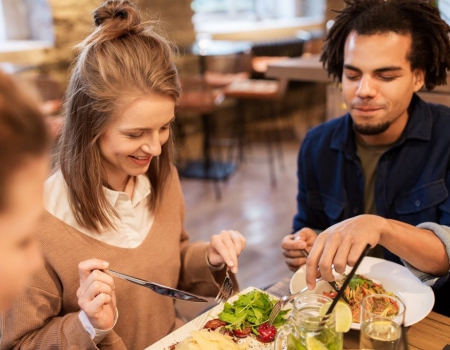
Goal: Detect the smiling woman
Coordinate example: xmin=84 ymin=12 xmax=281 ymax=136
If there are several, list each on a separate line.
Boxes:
xmin=98 ymin=93 xmax=175 ymax=198
xmin=0 ymin=1 xmax=246 ymax=349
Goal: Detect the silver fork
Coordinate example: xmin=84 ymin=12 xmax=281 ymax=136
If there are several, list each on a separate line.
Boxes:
xmin=267 ymin=277 xmax=323 ymax=325
xmin=193 ymin=309 xmax=212 ymax=328
xmin=215 ymin=269 xmax=233 ymax=304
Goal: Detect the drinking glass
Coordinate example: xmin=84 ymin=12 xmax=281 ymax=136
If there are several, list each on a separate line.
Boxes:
xmin=359 ymin=294 xmax=406 ymax=350
xmin=275 ymin=293 xmax=343 ymax=350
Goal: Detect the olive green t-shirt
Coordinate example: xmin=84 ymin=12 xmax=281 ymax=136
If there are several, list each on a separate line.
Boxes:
xmin=356 ymin=137 xmax=392 ymax=258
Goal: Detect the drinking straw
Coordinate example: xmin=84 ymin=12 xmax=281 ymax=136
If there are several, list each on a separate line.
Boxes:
xmin=325 ymin=244 xmax=371 ymax=316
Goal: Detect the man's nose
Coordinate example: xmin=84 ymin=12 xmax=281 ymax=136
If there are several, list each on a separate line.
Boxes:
xmin=356 ymin=76 xmax=376 ymax=98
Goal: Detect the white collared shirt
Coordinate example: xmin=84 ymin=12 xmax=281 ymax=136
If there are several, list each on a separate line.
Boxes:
xmin=44 ymin=170 xmax=154 ymax=248
xmin=44 ymin=170 xmax=155 ymax=343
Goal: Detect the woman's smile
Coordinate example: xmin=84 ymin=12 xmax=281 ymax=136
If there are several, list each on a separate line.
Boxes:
xmin=128 ymin=155 xmax=152 ymax=166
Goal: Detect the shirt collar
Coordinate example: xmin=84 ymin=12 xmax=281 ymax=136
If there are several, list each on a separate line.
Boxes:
xmin=331 ymin=93 xmax=432 ymax=154
xmin=132 ymin=174 xmax=151 ymax=207
xmin=103 ymin=175 xmax=151 ymax=208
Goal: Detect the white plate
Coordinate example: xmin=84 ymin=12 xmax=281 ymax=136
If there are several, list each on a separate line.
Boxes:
xmin=289 ymin=256 xmax=434 ymax=330
xmin=146 ymin=286 xmax=283 ymax=350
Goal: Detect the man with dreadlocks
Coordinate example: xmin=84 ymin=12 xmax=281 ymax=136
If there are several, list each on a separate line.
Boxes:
xmin=282 ymin=0 xmax=450 ymax=316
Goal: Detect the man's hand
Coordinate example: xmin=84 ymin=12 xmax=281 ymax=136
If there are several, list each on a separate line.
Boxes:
xmin=282 ymin=228 xmax=318 ymax=272
xmin=305 ymin=215 xmax=385 ymax=289
xmin=77 ymin=259 xmax=117 ymax=330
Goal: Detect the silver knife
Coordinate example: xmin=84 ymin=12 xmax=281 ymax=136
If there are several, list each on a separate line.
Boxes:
xmin=107 ymin=269 xmax=208 ymax=303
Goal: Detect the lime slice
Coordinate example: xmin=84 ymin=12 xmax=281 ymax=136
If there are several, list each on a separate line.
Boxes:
xmin=306 ymin=337 xmax=328 ymax=350
xmin=287 ymin=334 xmax=306 ymax=350
xmin=319 ymin=300 xmax=353 ymax=333
xmin=319 ymin=300 xmax=333 ymax=317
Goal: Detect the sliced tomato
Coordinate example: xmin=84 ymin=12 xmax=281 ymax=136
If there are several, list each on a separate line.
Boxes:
xmin=256 ymin=323 xmax=277 ymax=343
xmin=232 ymin=327 xmax=251 ymax=338
xmin=204 ymin=318 xmax=226 ymax=330
xmin=323 ymin=290 xmax=338 ymax=298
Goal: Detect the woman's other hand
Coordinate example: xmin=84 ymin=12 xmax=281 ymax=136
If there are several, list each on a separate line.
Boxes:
xmin=77 ymin=259 xmax=116 ymax=330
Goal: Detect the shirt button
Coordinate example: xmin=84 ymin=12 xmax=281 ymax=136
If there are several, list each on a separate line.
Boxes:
xmin=415 ymin=200 xmax=421 ymax=207
xmin=353 ymin=207 xmax=359 ymax=214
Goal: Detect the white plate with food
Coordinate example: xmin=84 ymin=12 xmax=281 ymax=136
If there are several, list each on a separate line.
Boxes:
xmin=289 ymin=256 xmax=434 ymax=330
xmin=146 ymin=286 xmax=290 ymax=350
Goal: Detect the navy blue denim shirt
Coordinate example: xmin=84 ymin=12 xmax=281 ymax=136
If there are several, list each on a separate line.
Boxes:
xmin=293 ymin=94 xmax=450 ymax=314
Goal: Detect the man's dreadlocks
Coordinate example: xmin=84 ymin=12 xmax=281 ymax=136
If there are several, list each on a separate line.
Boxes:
xmin=321 ymin=0 xmax=450 ymax=90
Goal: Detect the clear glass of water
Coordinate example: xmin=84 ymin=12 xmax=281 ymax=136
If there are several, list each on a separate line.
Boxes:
xmin=359 ymin=294 xmax=406 ymax=350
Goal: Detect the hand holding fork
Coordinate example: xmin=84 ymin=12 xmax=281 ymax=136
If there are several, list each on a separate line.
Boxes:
xmin=206 ymin=230 xmax=245 ymax=304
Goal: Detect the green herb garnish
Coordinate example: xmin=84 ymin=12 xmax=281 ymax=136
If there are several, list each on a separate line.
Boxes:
xmin=217 ymin=289 xmax=289 ymax=335
xmin=347 ymin=274 xmax=373 ymax=290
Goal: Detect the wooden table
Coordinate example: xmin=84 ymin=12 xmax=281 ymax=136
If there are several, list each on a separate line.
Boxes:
xmin=266 ymin=277 xmax=450 ymax=350
xmin=265 ymin=54 xmax=331 ymax=83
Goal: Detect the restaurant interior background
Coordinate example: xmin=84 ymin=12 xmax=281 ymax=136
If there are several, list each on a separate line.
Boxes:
xmin=0 ymin=0 xmax=449 ymax=320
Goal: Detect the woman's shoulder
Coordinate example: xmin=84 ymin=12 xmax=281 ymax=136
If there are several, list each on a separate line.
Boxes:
xmin=44 ymin=169 xmax=66 ymax=192
xmin=43 ymin=170 xmax=73 ymax=220
xmin=154 ymin=165 xmax=183 ymax=207
xmin=44 ymin=169 xmax=67 ymax=198
xmin=166 ymin=164 xmax=182 ymax=192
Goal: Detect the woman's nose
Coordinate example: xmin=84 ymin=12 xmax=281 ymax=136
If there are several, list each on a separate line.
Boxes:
xmin=141 ymin=136 xmax=161 ymax=156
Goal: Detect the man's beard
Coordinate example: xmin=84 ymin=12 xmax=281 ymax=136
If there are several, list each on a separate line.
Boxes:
xmin=352 ymin=121 xmax=391 ymax=136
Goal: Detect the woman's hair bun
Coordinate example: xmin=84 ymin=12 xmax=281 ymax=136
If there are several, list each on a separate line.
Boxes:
xmin=93 ymin=0 xmax=141 ymax=29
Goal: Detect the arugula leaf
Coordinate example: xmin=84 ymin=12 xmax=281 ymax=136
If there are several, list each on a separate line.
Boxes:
xmin=217 ymin=290 xmax=288 ymax=333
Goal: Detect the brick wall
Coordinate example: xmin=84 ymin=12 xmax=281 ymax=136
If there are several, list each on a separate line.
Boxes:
xmin=18 ymin=0 xmax=196 ymax=87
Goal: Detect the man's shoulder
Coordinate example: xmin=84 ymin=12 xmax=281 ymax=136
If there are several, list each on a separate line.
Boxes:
xmin=427 ymin=102 xmax=450 ymax=119
xmin=416 ymin=96 xmax=450 ymax=117
xmin=419 ymin=100 xmax=450 ymax=136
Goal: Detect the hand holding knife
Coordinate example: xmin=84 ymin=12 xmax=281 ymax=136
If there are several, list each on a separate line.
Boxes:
xmin=106 ymin=269 xmax=208 ymax=303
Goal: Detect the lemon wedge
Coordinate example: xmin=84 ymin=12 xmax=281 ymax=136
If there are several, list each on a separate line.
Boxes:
xmin=306 ymin=337 xmax=328 ymax=350
xmin=319 ymin=300 xmax=353 ymax=333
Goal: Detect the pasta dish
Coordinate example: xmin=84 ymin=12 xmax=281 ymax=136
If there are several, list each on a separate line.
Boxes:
xmin=325 ymin=274 xmax=399 ymax=323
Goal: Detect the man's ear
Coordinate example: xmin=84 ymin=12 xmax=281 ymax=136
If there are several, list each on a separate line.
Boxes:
xmin=413 ymin=69 xmax=426 ymax=92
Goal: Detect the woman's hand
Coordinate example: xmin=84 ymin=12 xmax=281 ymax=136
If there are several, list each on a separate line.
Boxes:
xmin=207 ymin=230 xmax=246 ymax=274
xmin=77 ymin=259 xmax=116 ymax=330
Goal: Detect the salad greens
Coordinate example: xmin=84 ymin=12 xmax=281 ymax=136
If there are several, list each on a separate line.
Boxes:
xmin=217 ymin=289 xmax=289 ymax=335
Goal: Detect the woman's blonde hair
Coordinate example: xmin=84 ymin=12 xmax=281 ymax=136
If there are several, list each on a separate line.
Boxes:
xmin=59 ymin=0 xmax=180 ymax=232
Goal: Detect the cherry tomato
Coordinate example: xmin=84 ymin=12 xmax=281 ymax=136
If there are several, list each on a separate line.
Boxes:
xmin=256 ymin=323 xmax=277 ymax=343
xmin=233 ymin=327 xmax=252 ymax=338
xmin=204 ymin=318 xmax=226 ymax=330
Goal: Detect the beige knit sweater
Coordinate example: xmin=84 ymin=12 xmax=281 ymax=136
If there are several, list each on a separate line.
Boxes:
xmin=0 ymin=170 xmax=234 ymax=350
